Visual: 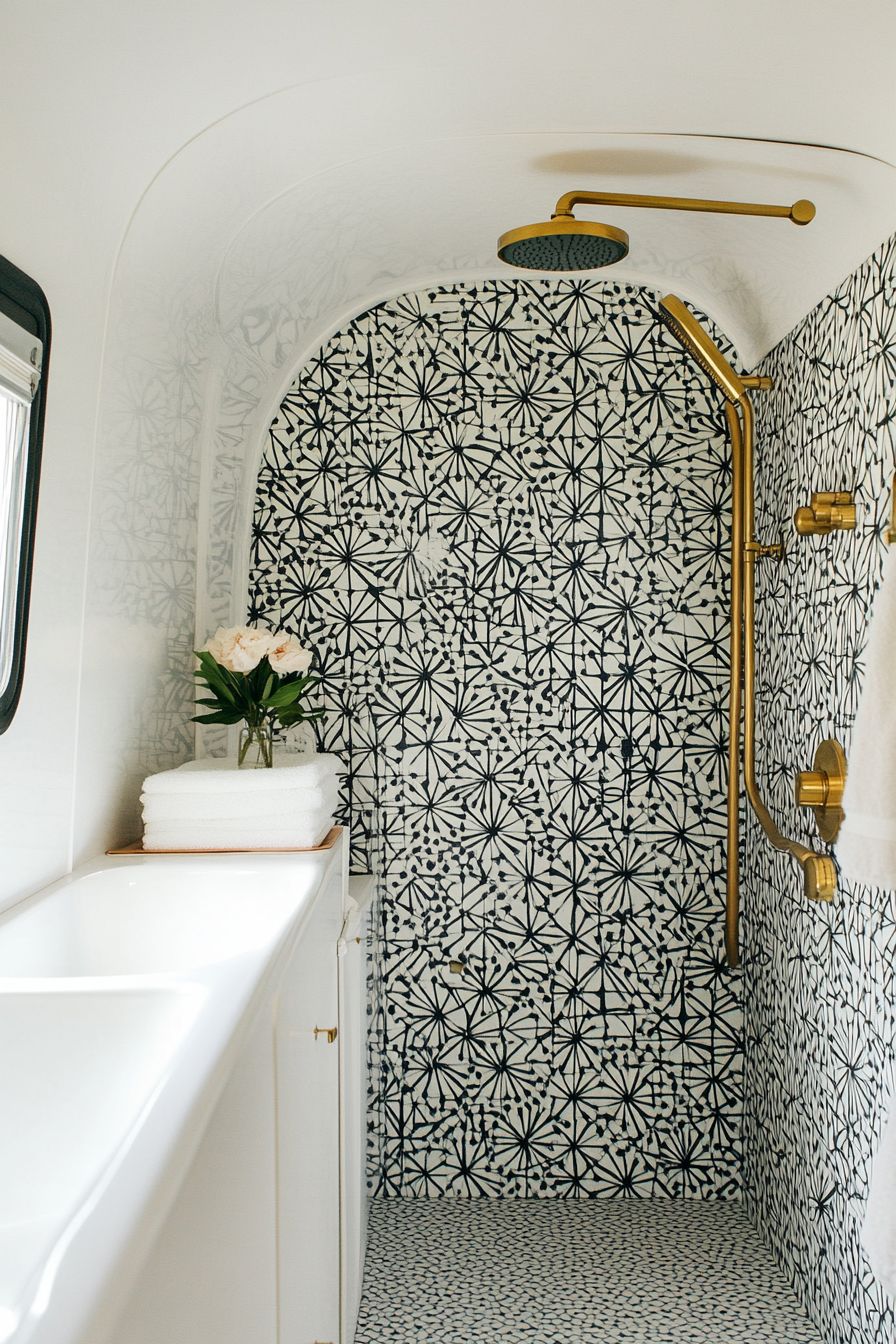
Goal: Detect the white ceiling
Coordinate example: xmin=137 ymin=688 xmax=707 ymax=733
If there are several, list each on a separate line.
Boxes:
xmin=2 ymin=0 xmax=896 ymax=361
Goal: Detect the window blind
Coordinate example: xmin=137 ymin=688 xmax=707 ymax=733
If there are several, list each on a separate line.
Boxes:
xmin=0 ymin=309 xmax=41 ymax=404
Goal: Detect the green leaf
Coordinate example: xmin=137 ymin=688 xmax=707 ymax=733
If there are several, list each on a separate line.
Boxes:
xmin=194 ymin=658 xmax=240 ymax=706
xmin=264 ymin=674 xmax=319 ymax=708
xmin=191 ymin=711 xmax=245 ymax=725
xmin=277 ymin=705 xmax=325 ymax=728
xmin=263 ymin=681 xmax=305 ymax=708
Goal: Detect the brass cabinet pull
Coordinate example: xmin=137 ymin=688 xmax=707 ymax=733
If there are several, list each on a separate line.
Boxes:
xmin=314 ymin=1026 xmax=338 ymax=1043
xmin=794 ymin=491 xmax=856 ymax=536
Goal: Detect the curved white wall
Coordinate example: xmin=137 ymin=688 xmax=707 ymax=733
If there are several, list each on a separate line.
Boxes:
xmin=2 ymin=2 xmax=896 ymax=904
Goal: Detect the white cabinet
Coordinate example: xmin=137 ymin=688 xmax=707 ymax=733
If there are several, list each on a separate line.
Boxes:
xmin=276 ymin=858 xmax=342 ymax=1343
xmin=108 ymin=845 xmax=355 ymax=1344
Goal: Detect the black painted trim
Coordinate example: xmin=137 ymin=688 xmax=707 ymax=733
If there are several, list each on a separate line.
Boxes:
xmin=0 ymin=253 xmax=51 ymax=734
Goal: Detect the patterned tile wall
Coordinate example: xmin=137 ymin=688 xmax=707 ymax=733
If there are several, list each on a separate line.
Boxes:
xmin=746 ymin=232 xmax=896 ymax=1343
xmin=250 ymin=279 xmax=743 ymax=1198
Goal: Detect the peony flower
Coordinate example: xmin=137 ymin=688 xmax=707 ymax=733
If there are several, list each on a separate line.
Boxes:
xmin=205 ymin=625 xmax=277 ymax=673
xmin=267 ymin=632 xmax=313 ymax=675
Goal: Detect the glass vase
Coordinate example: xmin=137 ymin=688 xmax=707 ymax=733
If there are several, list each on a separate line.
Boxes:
xmin=238 ymin=721 xmax=274 ymax=769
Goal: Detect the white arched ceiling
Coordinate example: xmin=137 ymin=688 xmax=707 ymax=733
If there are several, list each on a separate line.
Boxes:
xmin=97 ymin=82 xmax=896 ymax=644
xmin=77 ymin=48 xmax=896 ymax=838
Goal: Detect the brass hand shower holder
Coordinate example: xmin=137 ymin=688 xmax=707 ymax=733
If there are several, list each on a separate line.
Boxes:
xmin=658 ymin=296 xmax=837 ymax=970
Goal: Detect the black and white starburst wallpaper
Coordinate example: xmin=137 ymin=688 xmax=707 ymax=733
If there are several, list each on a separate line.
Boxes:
xmin=250 ymin=279 xmax=743 ymax=1199
xmin=746 ymin=232 xmax=896 ymax=1344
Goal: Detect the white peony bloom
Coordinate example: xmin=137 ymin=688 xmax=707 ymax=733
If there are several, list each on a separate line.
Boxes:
xmin=205 ymin=625 xmax=277 ymax=673
xmin=267 ymin=633 xmax=313 ymax=675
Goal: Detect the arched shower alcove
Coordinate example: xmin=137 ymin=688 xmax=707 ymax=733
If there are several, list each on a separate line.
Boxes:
xmin=249 ymin=276 xmax=741 ymax=1197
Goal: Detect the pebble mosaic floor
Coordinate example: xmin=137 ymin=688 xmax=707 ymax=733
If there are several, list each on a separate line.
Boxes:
xmin=354 ymin=1199 xmax=823 ymax=1344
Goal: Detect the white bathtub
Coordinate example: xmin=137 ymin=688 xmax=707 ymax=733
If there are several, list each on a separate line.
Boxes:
xmin=0 ymin=837 xmax=364 ymax=1344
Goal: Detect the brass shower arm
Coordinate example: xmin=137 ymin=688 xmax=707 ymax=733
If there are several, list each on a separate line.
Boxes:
xmin=551 ymin=191 xmax=816 ymax=226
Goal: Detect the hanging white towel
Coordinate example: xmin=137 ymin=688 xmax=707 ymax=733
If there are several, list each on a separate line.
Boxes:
xmin=863 ymin=1108 xmax=896 ymax=1297
xmin=837 ymin=546 xmax=896 ymax=888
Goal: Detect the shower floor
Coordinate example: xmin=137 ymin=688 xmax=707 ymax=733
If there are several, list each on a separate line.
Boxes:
xmin=354 ymin=1198 xmax=822 ymax=1344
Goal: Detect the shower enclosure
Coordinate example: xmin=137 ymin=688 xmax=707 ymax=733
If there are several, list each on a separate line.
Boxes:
xmin=251 ymin=278 xmax=744 ymax=1199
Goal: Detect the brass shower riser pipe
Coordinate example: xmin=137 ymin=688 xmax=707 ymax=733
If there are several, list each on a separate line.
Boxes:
xmin=655 ymin=292 xmax=834 ymax=966
xmin=725 ymin=399 xmax=837 ymax=914
xmin=725 ymin=403 xmax=745 ymax=970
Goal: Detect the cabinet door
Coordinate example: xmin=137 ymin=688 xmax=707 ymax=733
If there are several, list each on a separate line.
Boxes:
xmin=338 ymin=908 xmax=368 ymax=1344
xmin=109 ymin=1004 xmax=278 ymax=1344
xmin=276 ymin=860 xmax=342 ymax=1344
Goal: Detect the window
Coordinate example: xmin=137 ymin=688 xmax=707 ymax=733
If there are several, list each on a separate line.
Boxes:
xmin=0 ymin=255 xmax=50 ymax=733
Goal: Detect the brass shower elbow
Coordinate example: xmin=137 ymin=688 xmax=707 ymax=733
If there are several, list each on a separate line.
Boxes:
xmin=802 ymin=853 xmax=836 ymax=902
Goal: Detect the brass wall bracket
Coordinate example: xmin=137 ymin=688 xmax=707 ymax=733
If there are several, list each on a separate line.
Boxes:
xmin=795 ymin=738 xmax=847 ymax=844
xmin=794 ymin=492 xmax=856 ymax=536
xmin=886 ymin=473 xmax=896 ymax=544
xmin=744 ymin=538 xmax=785 ymax=561
xmin=314 ymin=1026 xmax=338 ymax=1043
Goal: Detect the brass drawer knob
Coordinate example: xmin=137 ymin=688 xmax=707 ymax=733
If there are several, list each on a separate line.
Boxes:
xmin=794 ymin=491 xmax=856 ymax=536
xmin=795 ymin=739 xmax=847 ymax=843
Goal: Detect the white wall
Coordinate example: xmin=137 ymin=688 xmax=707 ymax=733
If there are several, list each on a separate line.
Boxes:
xmin=0 ymin=0 xmax=895 ymax=910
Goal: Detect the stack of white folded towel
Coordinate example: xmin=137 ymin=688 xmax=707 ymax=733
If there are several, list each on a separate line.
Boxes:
xmin=140 ymin=753 xmax=341 ymax=851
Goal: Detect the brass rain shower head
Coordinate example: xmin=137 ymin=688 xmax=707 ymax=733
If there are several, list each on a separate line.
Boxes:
xmin=497 ymin=190 xmax=815 ymax=272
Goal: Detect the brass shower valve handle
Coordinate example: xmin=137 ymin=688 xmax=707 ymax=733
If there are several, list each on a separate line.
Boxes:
xmin=795 ymin=739 xmax=847 ymax=844
xmin=794 ymin=492 xmax=856 ymax=536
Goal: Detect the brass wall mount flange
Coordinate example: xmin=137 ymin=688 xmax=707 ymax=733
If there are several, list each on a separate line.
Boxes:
xmin=794 ymin=492 xmax=856 ymax=536
xmin=795 ymin=738 xmax=847 ymax=843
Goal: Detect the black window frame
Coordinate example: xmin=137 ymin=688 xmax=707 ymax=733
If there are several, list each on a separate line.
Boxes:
xmin=0 ymin=253 xmax=51 ymax=734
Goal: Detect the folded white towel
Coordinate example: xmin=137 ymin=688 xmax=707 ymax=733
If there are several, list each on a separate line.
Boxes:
xmin=863 ymin=1108 xmax=896 ymax=1297
xmin=142 ymin=752 xmax=341 ymax=796
xmin=142 ymin=810 xmax=336 ymax=851
xmin=140 ymin=779 xmax=340 ymax=824
xmin=838 ymin=546 xmax=896 ymax=887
